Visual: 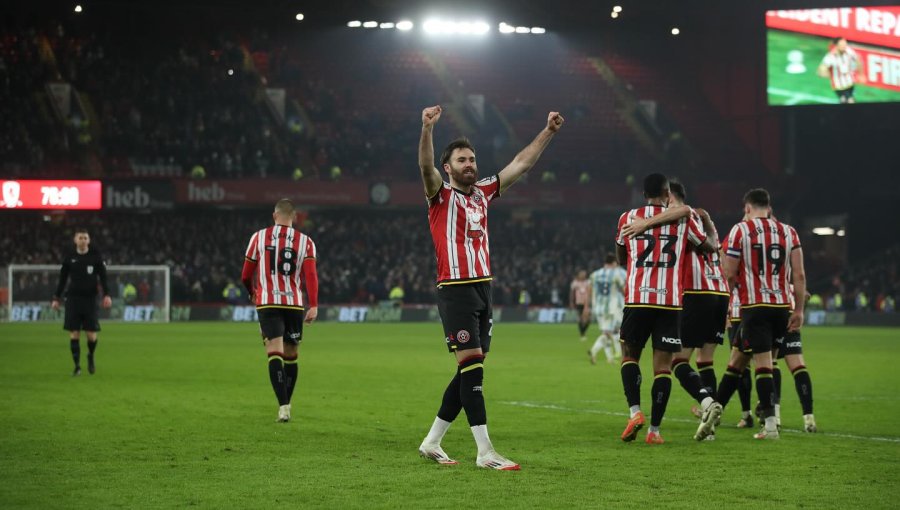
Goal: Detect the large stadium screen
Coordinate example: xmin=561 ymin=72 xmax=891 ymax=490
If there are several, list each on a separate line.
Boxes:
xmin=766 ymin=6 xmax=900 ymax=105
xmin=0 ymin=180 xmax=102 ymax=210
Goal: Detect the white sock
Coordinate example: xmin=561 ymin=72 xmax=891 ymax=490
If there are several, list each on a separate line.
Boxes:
xmin=590 ymin=336 xmax=604 ymax=358
xmin=700 ymin=396 xmax=714 ymax=411
xmin=629 ymin=405 xmax=641 ymax=418
xmin=648 ymin=425 xmax=660 ymax=433
xmin=775 ymin=404 xmax=781 ymax=420
xmin=765 ymin=416 xmax=778 ymax=430
xmin=470 ymin=424 xmax=494 ymax=455
xmin=742 ymin=410 xmax=751 ymax=419
xmin=421 ymin=416 xmax=452 ymax=446
xmin=603 ymin=334 xmax=615 ymax=361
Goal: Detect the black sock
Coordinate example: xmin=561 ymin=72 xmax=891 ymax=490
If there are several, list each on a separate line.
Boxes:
xmin=268 ymin=353 xmax=289 ymax=406
xmin=792 ymin=366 xmax=814 ymax=415
xmin=673 ymin=358 xmax=710 ymax=404
xmin=437 ymin=369 xmax=463 ymax=423
xmin=459 ymin=355 xmax=486 ymax=426
xmin=716 ymin=365 xmax=742 ymax=408
xmin=738 ymin=367 xmax=753 ymax=412
xmin=87 ymin=339 xmax=97 ymax=358
xmin=773 ymin=363 xmax=782 ymax=405
xmin=70 ymin=339 xmax=81 ymax=367
xmin=620 ymin=358 xmax=642 ymax=408
xmin=697 ymin=361 xmax=717 ymax=394
xmin=650 ymin=371 xmax=673 ymax=427
xmin=578 ymin=320 xmax=589 ymax=336
xmin=755 ymin=367 xmax=776 ymax=419
xmin=284 ymin=355 xmax=299 ymax=402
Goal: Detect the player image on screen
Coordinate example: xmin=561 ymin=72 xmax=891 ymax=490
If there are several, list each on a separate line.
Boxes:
xmin=51 ymin=228 xmax=113 ymax=376
xmin=416 ymin=104 xmax=563 ymax=470
xmin=241 ymin=199 xmax=319 ymax=423
xmin=766 ymin=6 xmax=900 ymax=105
xmin=818 ymin=37 xmax=861 ymax=103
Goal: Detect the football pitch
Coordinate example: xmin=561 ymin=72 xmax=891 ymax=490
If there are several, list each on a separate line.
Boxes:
xmin=1 ymin=322 xmax=898 ymax=509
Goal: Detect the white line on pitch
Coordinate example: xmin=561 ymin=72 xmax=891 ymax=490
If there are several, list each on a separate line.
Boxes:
xmin=500 ymin=400 xmax=900 ymax=444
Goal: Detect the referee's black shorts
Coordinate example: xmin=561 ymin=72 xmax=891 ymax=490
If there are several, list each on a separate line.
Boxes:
xmin=64 ymin=296 xmax=101 ymax=332
xmin=437 ymin=280 xmax=493 ymax=354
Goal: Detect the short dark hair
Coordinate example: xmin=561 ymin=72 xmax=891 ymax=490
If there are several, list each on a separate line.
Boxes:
xmin=74 ymin=227 xmax=89 ymax=235
xmin=605 ymin=253 xmax=617 ymax=264
xmin=669 ymin=180 xmax=686 ymax=202
xmin=743 ymin=188 xmax=771 ymax=208
xmin=440 ymin=137 xmax=476 ymax=167
xmin=643 ymin=173 xmax=669 ymax=199
xmin=274 ymin=198 xmax=295 ymax=216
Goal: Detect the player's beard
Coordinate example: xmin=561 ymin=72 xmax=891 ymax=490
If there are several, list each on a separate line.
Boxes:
xmin=451 ymin=165 xmax=478 ymax=186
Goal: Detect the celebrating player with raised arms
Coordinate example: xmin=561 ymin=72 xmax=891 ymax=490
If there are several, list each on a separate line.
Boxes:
xmin=416 ymin=104 xmax=563 ymax=470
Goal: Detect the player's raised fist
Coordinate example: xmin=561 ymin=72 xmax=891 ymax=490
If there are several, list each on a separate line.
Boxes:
xmin=547 ymin=112 xmax=564 ymax=132
xmin=422 ymin=105 xmax=442 ymax=127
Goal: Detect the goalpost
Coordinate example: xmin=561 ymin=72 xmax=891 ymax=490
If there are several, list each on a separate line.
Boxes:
xmin=6 ymin=265 xmax=171 ymax=323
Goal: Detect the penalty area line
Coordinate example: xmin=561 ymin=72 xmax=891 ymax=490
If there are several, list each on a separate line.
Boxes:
xmin=500 ymin=400 xmax=900 ymax=444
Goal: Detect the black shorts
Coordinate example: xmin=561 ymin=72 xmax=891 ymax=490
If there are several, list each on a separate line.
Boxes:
xmin=64 ymin=296 xmax=100 ymax=332
xmin=729 ymin=320 xmax=752 ymax=355
xmin=680 ymin=293 xmax=729 ymax=348
xmin=836 ymin=86 xmax=854 ymax=102
xmin=620 ymin=306 xmax=682 ymax=353
xmin=740 ymin=306 xmax=790 ymax=354
xmin=257 ymin=307 xmax=305 ymax=344
xmin=437 ymin=281 xmax=493 ymax=354
xmin=775 ymin=330 xmax=803 ymax=359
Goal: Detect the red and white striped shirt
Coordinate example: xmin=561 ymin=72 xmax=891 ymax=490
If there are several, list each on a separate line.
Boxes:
xmin=821 ymin=47 xmax=858 ymax=91
xmin=244 ymin=225 xmax=316 ymax=308
xmin=616 ymin=205 xmax=707 ymax=308
xmin=428 ymin=176 xmax=500 ymax=285
xmin=683 ymin=210 xmax=729 ymax=295
xmin=725 ymin=218 xmax=801 ymax=308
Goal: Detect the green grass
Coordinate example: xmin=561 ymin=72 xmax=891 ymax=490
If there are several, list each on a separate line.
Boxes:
xmin=1 ymin=322 xmax=899 ymax=509
xmin=767 ymin=29 xmax=900 ymax=105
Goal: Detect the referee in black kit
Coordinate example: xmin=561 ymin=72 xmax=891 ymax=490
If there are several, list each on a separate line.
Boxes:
xmin=51 ymin=228 xmax=112 ymax=376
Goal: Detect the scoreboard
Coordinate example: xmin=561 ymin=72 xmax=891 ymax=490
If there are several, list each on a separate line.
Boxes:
xmin=0 ymin=180 xmax=102 ymax=210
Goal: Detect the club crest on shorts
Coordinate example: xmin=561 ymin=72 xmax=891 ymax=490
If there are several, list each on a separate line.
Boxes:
xmin=457 ymin=330 xmax=471 ymax=344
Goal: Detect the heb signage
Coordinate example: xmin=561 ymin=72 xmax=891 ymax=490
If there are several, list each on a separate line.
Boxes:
xmin=174 ymin=179 xmax=368 ymax=205
xmin=105 ymin=180 xmax=174 ymax=209
xmin=0 ymin=180 xmax=102 ymax=210
xmin=767 ymin=7 xmax=900 ymax=50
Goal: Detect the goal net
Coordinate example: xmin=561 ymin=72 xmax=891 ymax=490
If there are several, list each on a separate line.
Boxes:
xmin=5 ymin=265 xmax=170 ymax=323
